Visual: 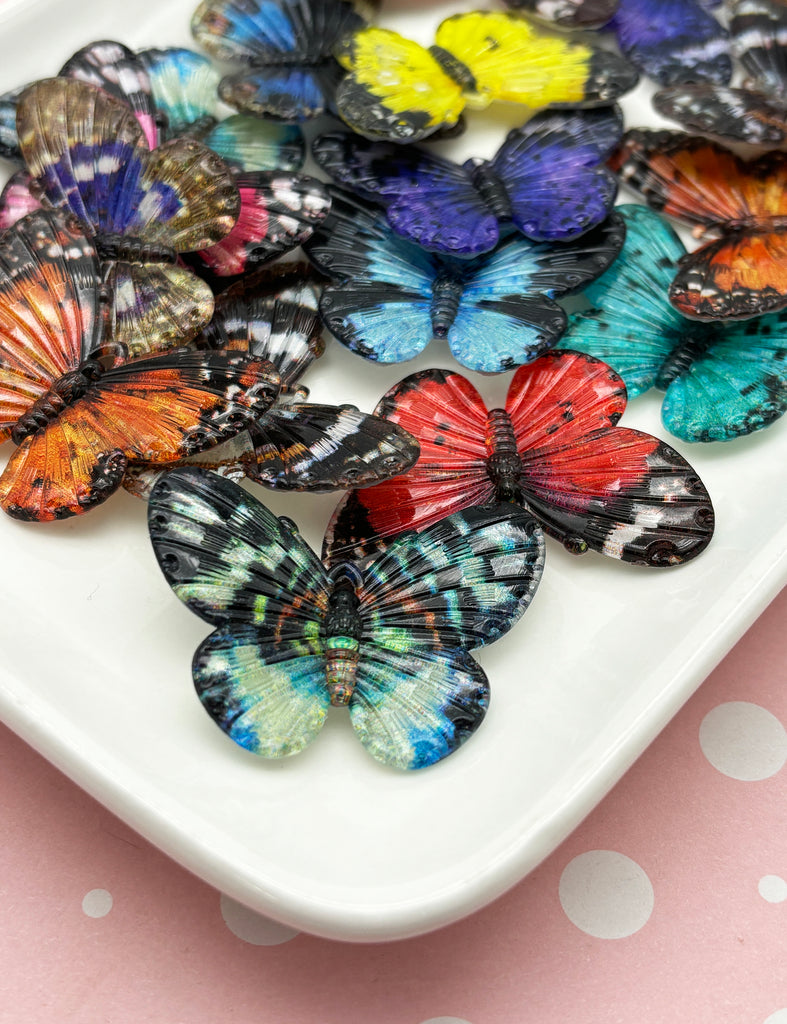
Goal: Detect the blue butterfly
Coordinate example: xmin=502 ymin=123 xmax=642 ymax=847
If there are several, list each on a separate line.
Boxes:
xmin=190 ymin=0 xmax=373 ymax=123
xmin=148 ymin=467 xmax=545 ymax=770
xmin=311 ymin=107 xmax=622 ymax=259
xmin=302 ymin=189 xmax=625 ymax=374
xmin=557 ymin=204 xmax=787 ymax=442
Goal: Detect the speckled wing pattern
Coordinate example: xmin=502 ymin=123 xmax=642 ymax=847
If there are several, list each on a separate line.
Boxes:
xmin=303 ymin=189 xmax=625 ymax=373
xmin=501 ymin=0 xmax=618 ymax=29
xmin=0 ymin=84 xmax=27 ymax=162
xmin=0 ymin=171 xmax=43 ymax=233
xmin=333 ymin=12 xmax=637 ymax=143
xmin=138 ymin=47 xmax=306 ymax=172
xmin=612 ymin=128 xmax=787 ymax=320
xmin=191 ymin=0 xmax=371 ymax=122
xmin=610 ymin=0 xmax=731 ymax=85
xmin=312 ymin=108 xmax=621 ymax=257
xmin=653 ymin=0 xmax=787 ymax=144
xmin=558 ymin=205 xmax=787 ymax=441
xmin=15 ymin=77 xmax=240 ymax=353
xmin=324 ymin=352 xmax=715 ymax=567
xmin=148 ymin=467 xmax=544 ymax=769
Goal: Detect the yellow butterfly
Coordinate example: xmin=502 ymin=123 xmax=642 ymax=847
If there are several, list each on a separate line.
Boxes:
xmin=334 ymin=11 xmax=638 ymax=142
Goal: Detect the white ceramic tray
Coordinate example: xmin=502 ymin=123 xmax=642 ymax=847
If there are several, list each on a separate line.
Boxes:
xmin=0 ymin=0 xmax=785 ymax=942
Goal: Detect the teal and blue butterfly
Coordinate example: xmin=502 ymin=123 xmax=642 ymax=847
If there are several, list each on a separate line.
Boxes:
xmin=148 ymin=467 xmax=545 ymax=770
xmin=191 ymin=0 xmax=374 ymax=123
xmin=557 ymin=204 xmax=787 ymax=442
xmin=302 ymin=188 xmax=625 ymax=374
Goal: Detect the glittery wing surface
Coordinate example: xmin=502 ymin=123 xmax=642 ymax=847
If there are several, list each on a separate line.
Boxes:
xmin=148 ymin=467 xmax=332 ymax=757
xmin=203 ymin=116 xmax=305 ymax=173
xmin=323 ymin=369 xmax=494 ymax=566
xmin=502 ymin=0 xmax=618 ymax=29
xmin=0 ymin=352 xmax=280 ymax=521
xmin=609 ymin=0 xmax=731 ymax=85
xmin=0 ymin=171 xmax=43 ymax=233
xmin=446 ymin=214 xmax=625 ymax=373
xmin=652 ymin=83 xmax=787 ymax=146
xmin=302 ymin=190 xmax=441 ymax=363
xmin=505 ymin=351 xmax=715 ymax=564
xmin=0 ymin=84 xmax=27 ymax=162
xmin=243 ymin=402 xmax=420 ymax=490
xmin=218 ymin=64 xmax=342 ymax=123
xmin=435 ymin=11 xmax=638 ymax=109
xmin=732 ymin=0 xmax=787 ymax=98
xmin=343 ymin=503 xmax=545 ymax=770
xmin=311 ymin=131 xmax=497 ymax=257
xmin=59 ymin=39 xmax=159 ymax=149
xmin=137 ymin=46 xmax=222 ymax=137
xmin=558 ymin=204 xmax=690 ymax=397
xmin=0 ymin=210 xmax=103 ymax=439
xmin=492 ymin=107 xmax=622 ymax=242
xmin=190 ymin=172 xmax=331 ymax=283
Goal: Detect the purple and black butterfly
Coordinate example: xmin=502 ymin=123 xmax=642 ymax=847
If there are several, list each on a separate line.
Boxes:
xmin=311 ymin=106 xmax=623 ymax=259
xmin=148 ymin=466 xmax=545 ymax=769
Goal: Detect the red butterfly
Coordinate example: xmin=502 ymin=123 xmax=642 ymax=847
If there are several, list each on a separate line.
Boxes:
xmin=0 ymin=209 xmax=279 ymax=522
xmin=323 ymin=351 xmax=715 ymax=568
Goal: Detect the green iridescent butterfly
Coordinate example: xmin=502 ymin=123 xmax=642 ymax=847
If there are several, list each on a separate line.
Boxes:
xmin=148 ymin=467 xmax=545 ymax=770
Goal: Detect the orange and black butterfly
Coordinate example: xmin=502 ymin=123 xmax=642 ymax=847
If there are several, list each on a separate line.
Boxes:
xmin=0 ymin=209 xmax=280 ymax=522
xmin=612 ymin=128 xmax=787 ymax=320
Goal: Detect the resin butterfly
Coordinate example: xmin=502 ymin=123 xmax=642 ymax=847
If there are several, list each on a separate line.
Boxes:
xmin=334 ymin=10 xmax=638 ymax=143
xmin=654 ymin=0 xmax=787 ymax=145
xmin=558 ymin=205 xmax=787 ymax=442
xmin=502 ymin=0 xmax=619 ymax=30
xmin=612 ymin=128 xmax=787 ymax=320
xmin=609 ymin=0 xmax=731 ymax=86
xmin=124 ymin=264 xmax=419 ymax=497
xmin=0 ymin=209 xmax=281 ymax=522
xmin=191 ymin=0 xmax=374 ymax=123
xmin=311 ymin=106 xmax=622 ymax=258
xmin=302 ymin=189 xmax=625 ymax=373
xmin=148 ymin=466 xmax=545 ymax=769
xmin=15 ymin=77 xmax=240 ymax=353
xmin=323 ymin=351 xmax=715 ymax=568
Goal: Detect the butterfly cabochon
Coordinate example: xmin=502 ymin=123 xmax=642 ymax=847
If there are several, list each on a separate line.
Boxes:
xmin=612 ymin=128 xmax=787 ymax=321
xmin=311 ymin=105 xmax=623 ymax=258
xmin=0 ymin=209 xmax=282 ymax=522
xmin=558 ymin=205 xmax=787 ymax=442
xmin=502 ymin=0 xmax=619 ymax=30
xmin=302 ymin=188 xmax=625 ymax=374
xmin=148 ymin=466 xmax=545 ymax=770
xmin=653 ymin=0 xmax=787 ymax=145
xmin=323 ymin=351 xmax=715 ymax=569
xmin=15 ymin=77 xmax=239 ymax=354
xmin=333 ymin=10 xmax=638 ymax=143
xmin=122 ymin=265 xmax=420 ymax=498
xmin=191 ymin=0 xmax=374 ymax=123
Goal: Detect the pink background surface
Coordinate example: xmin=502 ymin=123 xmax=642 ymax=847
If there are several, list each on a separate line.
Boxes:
xmin=1 ymin=587 xmax=784 ymax=1023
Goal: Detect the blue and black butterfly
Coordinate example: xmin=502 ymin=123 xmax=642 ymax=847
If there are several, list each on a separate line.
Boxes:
xmin=311 ymin=107 xmax=622 ymax=258
xmin=191 ymin=0 xmax=374 ymax=123
xmin=302 ymin=188 xmax=625 ymax=374
xmin=557 ymin=204 xmax=787 ymax=442
xmin=148 ymin=466 xmax=545 ymax=770
xmin=124 ymin=264 xmax=420 ymax=496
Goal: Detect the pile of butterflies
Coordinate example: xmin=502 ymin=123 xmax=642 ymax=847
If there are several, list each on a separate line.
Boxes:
xmin=0 ymin=0 xmax=784 ymax=771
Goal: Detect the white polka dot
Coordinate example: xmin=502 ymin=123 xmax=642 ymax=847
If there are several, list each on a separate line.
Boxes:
xmin=559 ymin=850 xmax=654 ymax=939
xmin=758 ymin=875 xmax=787 ymax=903
xmin=219 ymin=894 xmax=299 ymax=945
xmin=82 ymin=888 xmax=113 ymax=918
xmin=763 ymin=1011 xmax=787 ymax=1024
xmin=699 ymin=702 xmax=787 ymax=780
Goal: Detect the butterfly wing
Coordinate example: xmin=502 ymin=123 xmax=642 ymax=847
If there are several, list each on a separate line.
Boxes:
xmin=218 ymin=64 xmax=340 ymax=123
xmin=0 ymin=351 xmax=280 ymax=521
xmin=501 ymin=0 xmax=618 ymax=30
xmin=492 ymin=107 xmax=622 ymax=243
xmin=137 ymin=46 xmax=221 ymax=137
xmin=323 ymin=369 xmax=494 ymax=566
xmin=347 ymin=502 xmax=544 ymax=770
xmin=0 ymin=209 xmax=103 ymax=439
xmin=148 ymin=467 xmax=332 ymax=756
xmin=732 ymin=0 xmax=787 ymax=99
xmin=653 ymin=84 xmax=787 ymax=145
xmin=243 ymin=402 xmax=419 ymax=490
xmin=610 ymin=0 xmax=731 ymax=85
xmin=303 ymin=190 xmax=440 ymax=363
xmin=0 ymin=170 xmax=43 ymax=233
xmin=506 ymin=351 xmax=715 ymax=564
xmin=203 ymin=115 xmax=305 ymax=173
xmin=0 ymin=84 xmax=27 ymax=162
xmin=558 ymin=204 xmax=690 ymax=398
xmin=59 ymin=39 xmax=159 ymax=149
xmin=312 ymin=130 xmax=496 ymax=257
xmin=190 ymin=172 xmax=331 ymax=283
xmin=447 ymin=214 xmax=625 ymax=373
